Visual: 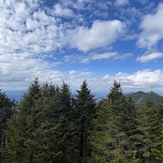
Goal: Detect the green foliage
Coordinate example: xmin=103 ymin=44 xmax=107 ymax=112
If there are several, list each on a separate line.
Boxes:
xmin=73 ymin=80 xmax=96 ymax=162
xmin=135 ymin=93 xmax=160 ymax=162
xmin=151 ymin=100 xmax=163 ymax=162
xmin=4 ymin=79 xmax=78 ymax=162
xmin=89 ymin=81 xmax=137 ymax=162
xmin=2 ymin=79 xmax=163 ymax=163
xmin=3 ymin=78 xmax=42 ymax=162
xmin=0 ymin=89 xmax=15 ymax=163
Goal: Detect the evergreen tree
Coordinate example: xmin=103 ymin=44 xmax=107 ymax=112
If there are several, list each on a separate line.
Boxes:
xmin=4 ymin=78 xmax=42 ymax=162
xmin=34 ymin=81 xmax=75 ymax=162
xmin=88 ymin=98 xmax=112 ymax=163
xmin=31 ymin=82 xmax=63 ymax=162
xmin=135 ymin=93 xmax=159 ymax=163
xmin=89 ymin=81 xmax=137 ymax=162
xmin=56 ymin=81 xmax=76 ymax=163
xmin=73 ymin=81 xmax=96 ymax=163
xmin=0 ymin=89 xmax=15 ymax=163
xmin=4 ymin=79 xmax=76 ymax=162
xmin=4 ymin=78 xmax=162 ymax=163
xmin=151 ymin=100 xmax=163 ymax=162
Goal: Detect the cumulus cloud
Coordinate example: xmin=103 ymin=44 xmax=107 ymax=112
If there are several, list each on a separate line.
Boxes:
xmin=67 ymin=20 xmax=125 ymax=52
xmin=137 ymin=52 xmax=163 ymax=63
xmin=128 ymin=70 xmax=161 ymax=85
xmin=0 ymin=0 xmax=123 ymax=55
xmin=45 ymin=69 xmax=163 ymax=95
xmin=0 ymin=0 xmax=66 ymax=54
xmin=0 ymin=51 xmax=92 ymax=90
xmin=100 ymin=69 xmax=163 ymax=93
xmin=137 ymin=3 xmax=163 ymax=49
xmin=0 ymin=0 xmax=162 ymax=96
xmin=0 ymin=0 xmax=126 ymax=55
xmin=53 ymin=4 xmax=74 ymax=17
xmin=0 ymin=52 xmax=94 ymax=90
xmin=1 ymin=51 xmax=163 ymax=95
xmin=0 ymin=52 xmax=48 ymax=90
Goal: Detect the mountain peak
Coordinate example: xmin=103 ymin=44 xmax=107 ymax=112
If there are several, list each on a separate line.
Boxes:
xmin=126 ymin=91 xmax=163 ymax=106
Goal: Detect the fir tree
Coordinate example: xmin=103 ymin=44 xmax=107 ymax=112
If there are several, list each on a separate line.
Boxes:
xmin=73 ymin=81 xmax=96 ymax=163
xmin=56 ymin=81 xmax=76 ymax=163
xmin=34 ymin=81 xmax=75 ymax=162
xmin=5 ymin=80 xmax=76 ymax=162
xmin=4 ymin=78 xmax=42 ymax=162
xmin=32 ymin=82 xmax=62 ymax=162
xmin=135 ymin=93 xmax=159 ymax=163
xmin=0 ymin=89 xmax=15 ymax=163
xmin=151 ymin=99 xmax=163 ymax=162
xmin=89 ymin=81 xmax=137 ymax=162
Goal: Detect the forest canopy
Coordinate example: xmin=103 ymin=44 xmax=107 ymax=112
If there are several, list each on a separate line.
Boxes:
xmin=0 ymin=78 xmax=163 ymax=163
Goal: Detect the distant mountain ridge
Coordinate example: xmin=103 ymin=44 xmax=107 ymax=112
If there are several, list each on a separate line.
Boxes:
xmin=5 ymin=90 xmax=163 ymax=105
xmin=126 ymin=91 xmax=163 ymax=106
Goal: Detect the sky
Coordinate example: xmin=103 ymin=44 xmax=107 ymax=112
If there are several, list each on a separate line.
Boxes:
xmin=0 ymin=0 xmax=163 ymax=96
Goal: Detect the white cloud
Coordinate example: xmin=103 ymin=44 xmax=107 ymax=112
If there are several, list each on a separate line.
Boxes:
xmin=67 ymin=20 xmax=125 ymax=52
xmin=127 ymin=70 xmax=161 ymax=85
xmin=0 ymin=52 xmax=163 ymax=95
xmin=137 ymin=3 xmax=163 ymax=49
xmin=0 ymin=0 xmax=163 ymax=96
xmin=137 ymin=52 xmax=163 ymax=63
xmin=82 ymin=52 xmax=132 ymax=63
xmin=0 ymin=52 xmax=94 ymax=91
xmin=60 ymin=0 xmax=94 ymax=12
xmin=114 ymin=0 xmax=129 ymax=6
xmin=0 ymin=0 xmax=65 ymax=54
xmin=0 ymin=52 xmax=49 ymax=90
xmin=0 ymin=51 xmax=63 ymax=90
xmin=91 ymin=52 xmax=117 ymax=60
xmin=53 ymin=4 xmax=74 ymax=17
xmin=100 ymin=69 xmax=163 ymax=93
xmin=64 ymin=52 xmax=132 ymax=63
xmin=81 ymin=52 xmax=118 ymax=63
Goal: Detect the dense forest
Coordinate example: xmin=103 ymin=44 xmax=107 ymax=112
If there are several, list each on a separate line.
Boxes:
xmin=0 ymin=78 xmax=163 ymax=163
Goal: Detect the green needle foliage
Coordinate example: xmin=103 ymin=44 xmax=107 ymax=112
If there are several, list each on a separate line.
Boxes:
xmin=3 ymin=78 xmax=42 ymax=162
xmin=0 ymin=89 xmax=15 ymax=163
xmin=2 ymin=79 xmax=163 ymax=163
xmin=73 ymin=80 xmax=96 ymax=163
xmin=89 ymin=81 xmax=137 ymax=163
xmin=135 ymin=93 xmax=160 ymax=163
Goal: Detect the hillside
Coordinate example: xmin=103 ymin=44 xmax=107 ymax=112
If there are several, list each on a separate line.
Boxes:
xmin=126 ymin=91 xmax=163 ymax=106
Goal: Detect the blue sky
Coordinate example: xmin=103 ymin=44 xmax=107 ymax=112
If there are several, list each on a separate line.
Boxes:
xmin=0 ymin=0 xmax=163 ymax=96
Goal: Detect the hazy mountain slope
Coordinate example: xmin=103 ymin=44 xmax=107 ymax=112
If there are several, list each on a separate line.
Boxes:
xmin=126 ymin=91 xmax=163 ymax=106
